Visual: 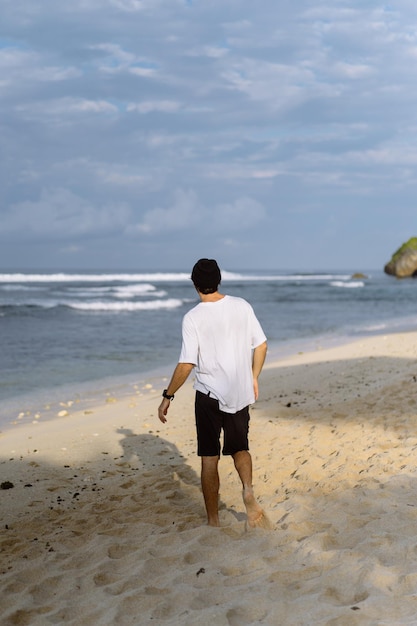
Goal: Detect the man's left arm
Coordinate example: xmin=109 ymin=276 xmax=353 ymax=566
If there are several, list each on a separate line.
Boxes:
xmin=252 ymin=341 xmax=267 ymax=400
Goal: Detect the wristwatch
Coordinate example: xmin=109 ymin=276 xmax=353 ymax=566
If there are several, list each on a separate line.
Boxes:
xmin=162 ymin=389 xmax=175 ymax=401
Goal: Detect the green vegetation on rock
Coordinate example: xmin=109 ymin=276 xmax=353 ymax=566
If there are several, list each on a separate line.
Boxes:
xmin=390 ymin=237 xmax=417 ymax=263
xmin=384 ymin=237 xmax=417 ymax=277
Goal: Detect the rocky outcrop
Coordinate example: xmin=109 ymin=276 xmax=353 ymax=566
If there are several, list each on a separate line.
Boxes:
xmin=384 ymin=237 xmax=417 ymax=277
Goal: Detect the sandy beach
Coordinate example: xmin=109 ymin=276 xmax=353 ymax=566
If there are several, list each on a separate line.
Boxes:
xmin=2 ymin=331 xmax=417 ymax=625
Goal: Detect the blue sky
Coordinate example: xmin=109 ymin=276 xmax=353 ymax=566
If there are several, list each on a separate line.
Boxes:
xmin=1 ymin=0 xmax=417 ymax=271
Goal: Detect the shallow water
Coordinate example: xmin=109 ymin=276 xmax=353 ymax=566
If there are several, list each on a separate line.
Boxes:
xmin=1 ymin=268 xmax=416 ymax=426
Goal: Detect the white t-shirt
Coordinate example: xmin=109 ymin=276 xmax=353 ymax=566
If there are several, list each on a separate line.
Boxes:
xmin=179 ymin=295 xmax=267 ymax=413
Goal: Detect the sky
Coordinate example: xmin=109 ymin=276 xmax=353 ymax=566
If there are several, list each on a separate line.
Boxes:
xmin=1 ymin=1 xmax=417 ymax=271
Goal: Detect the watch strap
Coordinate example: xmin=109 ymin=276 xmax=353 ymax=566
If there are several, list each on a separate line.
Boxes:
xmin=162 ymin=389 xmax=175 ymax=401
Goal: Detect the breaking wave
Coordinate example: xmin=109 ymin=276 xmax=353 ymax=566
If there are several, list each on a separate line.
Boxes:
xmin=0 ymin=271 xmax=355 ymax=284
xmin=330 ymin=281 xmax=365 ymax=288
xmin=67 ymin=299 xmax=184 ymax=312
xmin=0 ymin=298 xmax=185 ymax=312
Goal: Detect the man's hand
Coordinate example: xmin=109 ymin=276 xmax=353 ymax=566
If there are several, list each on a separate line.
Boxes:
xmin=158 ymin=398 xmax=171 ymax=423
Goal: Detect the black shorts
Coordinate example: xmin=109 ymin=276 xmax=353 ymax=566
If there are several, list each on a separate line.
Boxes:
xmin=195 ymin=390 xmax=250 ymax=457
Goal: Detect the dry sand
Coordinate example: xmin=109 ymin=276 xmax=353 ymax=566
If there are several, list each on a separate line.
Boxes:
xmin=2 ymin=331 xmax=417 ymax=625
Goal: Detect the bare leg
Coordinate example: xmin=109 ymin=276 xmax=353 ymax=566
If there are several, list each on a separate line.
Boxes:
xmin=232 ymin=450 xmax=271 ymax=529
xmin=201 ymin=455 xmax=220 ymax=527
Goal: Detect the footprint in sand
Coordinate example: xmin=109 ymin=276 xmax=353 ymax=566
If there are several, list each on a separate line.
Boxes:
xmin=93 ymin=570 xmax=118 ymax=587
xmin=3 ymin=607 xmax=54 ymax=625
xmin=107 ymin=544 xmax=133 ymax=560
xmin=226 ymin=605 xmax=268 ymax=625
xmin=321 ymin=586 xmax=369 ymax=607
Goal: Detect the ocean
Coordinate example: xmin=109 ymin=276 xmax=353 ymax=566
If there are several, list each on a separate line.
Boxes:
xmin=1 ymin=269 xmax=416 ymax=428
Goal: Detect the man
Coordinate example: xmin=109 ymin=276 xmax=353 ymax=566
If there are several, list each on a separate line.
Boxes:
xmin=158 ymin=258 xmax=269 ymax=528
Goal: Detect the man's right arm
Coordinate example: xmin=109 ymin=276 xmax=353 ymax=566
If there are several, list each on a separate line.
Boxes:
xmin=158 ymin=362 xmax=195 ymax=423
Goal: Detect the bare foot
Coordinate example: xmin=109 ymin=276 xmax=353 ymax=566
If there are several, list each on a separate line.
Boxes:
xmin=242 ymin=487 xmax=272 ymax=530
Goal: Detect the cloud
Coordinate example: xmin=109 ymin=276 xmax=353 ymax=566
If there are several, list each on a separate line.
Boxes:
xmin=213 ymin=197 xmax=266 ymax=230
xmin=332 ymin=62 xmax=374 ymax=79
xmin=108 ymin=0 xmax=148 ymax=11
xmin=1 ymin=188 xmax=131 ymax=240
xmin=222 ymin=60 xmax=320 ymax=111
xmin=129 ymin=189 xmax=201 ymax=234
xmin=91 ymin=43 xmax=157 ymax=76
xmin=2 ymin=1 xmax=417 ymax=269
xmin=127 ymin=101 xmax=181 ymax=114
xmin=128 ymin=189 xmax=266 ymax=236
xmin=16 ymin=98 xmax=118 ymax=121
xmin=0 ymin=46 xmax=80 ymax=88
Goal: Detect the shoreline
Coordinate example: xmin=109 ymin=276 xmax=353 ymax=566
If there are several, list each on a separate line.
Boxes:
xmin=0 ymin=360 xmax=175 ymax=433
xmin=1 ymin=323 xmax=413 ymax=433
xmin=2 ymin=330 xmax=417 ymax=623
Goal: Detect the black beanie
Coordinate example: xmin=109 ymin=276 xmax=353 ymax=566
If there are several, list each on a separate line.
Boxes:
xmin=191 ymin=258 xmax=221 ymax=290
